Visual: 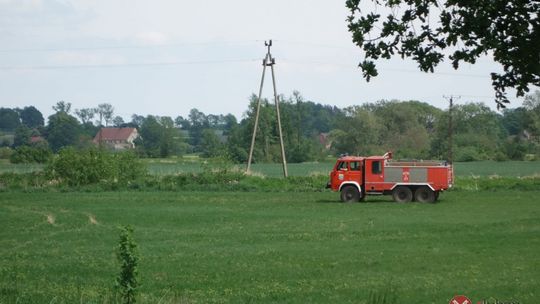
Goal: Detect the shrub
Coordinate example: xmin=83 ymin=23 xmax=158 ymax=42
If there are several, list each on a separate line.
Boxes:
xmin=116 ymin=226 xmax=139 ymax=304
xmin=46 ymin=148 xmax=146 ymax=186
xmin=0 ymin=172 xmax=49 ymax=191
xmin=0 ymin=147 xmax=13 ymax=159
xmin=9 ymin=145 xmax=52 ymax=164
xmin=503 ymin=137 xmax=528 ymax=160
xmin=524 ymin=154 xmax=537 ymax=161
xmin=455 ymin=146 xmax=483 ymax=162
xmin=494 ymin=151 xmax=508 ymax=162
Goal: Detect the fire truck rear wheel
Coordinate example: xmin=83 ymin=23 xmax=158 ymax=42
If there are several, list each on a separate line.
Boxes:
xmin=340 ymin=185 xmax=360 ymax=203
xmin=414 ymin=186 xmax=436 ymax=203
xmin=392 ymin=186 xmax=413 ymax=203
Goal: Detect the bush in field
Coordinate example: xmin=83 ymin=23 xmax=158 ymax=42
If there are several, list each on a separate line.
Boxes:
xmin=9 ymin=145 xmax=52 ymax=164
xmin=46 ymin=148 xmax=146 ymax=186
xmin=116 ymin=225 xmax=139 ymax=304
xmin=455 ymin=146 xmax=484 ymax=162
xmin=0 ymin=147 xmax=13 ymax=159
xmin=0 ymin=172 xmax=49 ymax=191
xmin=503 ymin=137 xmax=528 ymax=160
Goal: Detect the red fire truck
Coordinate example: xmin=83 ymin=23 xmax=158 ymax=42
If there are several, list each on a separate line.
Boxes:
xmin=326 ymin=152 xmax=453 ymax=203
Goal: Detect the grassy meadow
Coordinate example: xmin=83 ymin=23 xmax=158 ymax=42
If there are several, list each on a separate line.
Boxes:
xmin=1 ymin=159 xmax=539 ymax=303
xmin=3 ymin=158 xmax=540 ymax=177
xmin=1 ymin=191 xmax=539 ymax=303
xmin=136 ymin=159 xmax=540 ymax=177
xmin=0 ymin=160 xmax=44 ymax=175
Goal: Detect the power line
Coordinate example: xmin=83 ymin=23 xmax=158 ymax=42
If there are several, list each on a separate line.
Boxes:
xmin=0 ymin=58 xmax=259 ymax=70
xmin=0 ymin=49 xmax=498 ymax=82
xmin=280 ymin=59 xmax=491 ymax=78
xmin=0 ymin=37 xmax=497 ymax=80
xmin=274 ymin=39 xmax=356 ymax=50
xmin=0 ymin=57 xmax=494 ymax=80
xmin=0 ymin=40 xmax=259 ymax=53
xmin=0 ymin=39 xmax=360 ymax=53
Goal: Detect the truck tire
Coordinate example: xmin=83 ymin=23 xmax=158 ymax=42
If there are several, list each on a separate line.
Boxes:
xmin=415 ymin=186 xmax=436 ymax=203
xmin=392 ymin=186 xmax=412 ymax=203
xmin=359 ymin=187 xmax=366 ymax=202
xmin=340 ymin=185 xmax=360 ymax=203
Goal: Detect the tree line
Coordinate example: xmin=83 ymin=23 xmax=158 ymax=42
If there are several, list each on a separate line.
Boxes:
xmin=1 ymin=90 xmax=539 ymax=163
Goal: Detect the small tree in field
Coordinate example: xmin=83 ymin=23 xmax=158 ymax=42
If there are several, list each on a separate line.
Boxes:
xmin=116 ymin=226 xmax=139 ymax=304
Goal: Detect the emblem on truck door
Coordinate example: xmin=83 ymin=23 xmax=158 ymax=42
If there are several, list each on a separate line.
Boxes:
xmin=339 ymin=174 xmax=344 ymax=180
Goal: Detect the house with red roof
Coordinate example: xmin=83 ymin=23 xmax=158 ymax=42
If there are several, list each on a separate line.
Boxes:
xmin=29 ymin=135 xmax=46 ymax=144
xmin=93 ymin=127 xmax=139 ymax=150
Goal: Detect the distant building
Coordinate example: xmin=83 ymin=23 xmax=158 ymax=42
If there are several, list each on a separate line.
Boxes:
xmin=93 ymin=127 xmax=139 ymax=150
xmin=29 ymin=135 xmax=46 ymax=144
xmin=319 ymin=132 xmax=332 ymax=150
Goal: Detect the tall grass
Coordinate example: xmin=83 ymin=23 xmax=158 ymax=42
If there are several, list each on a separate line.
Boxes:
xmin=142 ymin=159 xmax=333 ymax=177
xmin=0 ymin=159 xmax=44 ymax=174
xmin=1 ymin=190 xmax=538 ymax=303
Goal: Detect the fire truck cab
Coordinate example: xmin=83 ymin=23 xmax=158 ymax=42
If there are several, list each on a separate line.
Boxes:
xmin=327 ymin=152 xmax=453 ymax=203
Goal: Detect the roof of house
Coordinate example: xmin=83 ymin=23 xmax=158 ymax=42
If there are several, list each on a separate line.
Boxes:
xmin=29 ymin=136 xmax=45 ymax=143
xmin=93 ymin=128 xmax=137 ymax=142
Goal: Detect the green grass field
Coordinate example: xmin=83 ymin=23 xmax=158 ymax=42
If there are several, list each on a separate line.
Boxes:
xmin=0 ymin=160 xmax=44 ymax=174
xmin=3 ymin=159 xmax=540 ymax=177
xmin=144 ymin=160 xmax=334 ymax=177
xmin=143 ymin=159 xmax=540 ymax=177
xmin=1 ymin=190 xmax=538 ymax=303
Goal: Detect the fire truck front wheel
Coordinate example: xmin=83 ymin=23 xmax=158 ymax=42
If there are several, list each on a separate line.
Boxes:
xmin=392 ymin=186 xmax=413 ymax=203
xmin=340 ymin=185 xmax=360 ymax=203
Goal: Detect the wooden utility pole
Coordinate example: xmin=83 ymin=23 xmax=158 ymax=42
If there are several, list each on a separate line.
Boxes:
xmin=444 ymin=95 xmax=460 ymax=164
xmin=246 ymin=40 xmax=288 ymax=177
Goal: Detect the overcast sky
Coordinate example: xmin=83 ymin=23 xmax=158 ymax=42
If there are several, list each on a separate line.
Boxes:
xmin=0 ymin=0 xmax=533 ymax=122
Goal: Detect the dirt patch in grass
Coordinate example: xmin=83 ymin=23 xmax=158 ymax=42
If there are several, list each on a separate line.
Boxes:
xmin=46 ymin=213 xmax=55 ymax=225
xmin=87 ymin=213 xmax=98 ymax=225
